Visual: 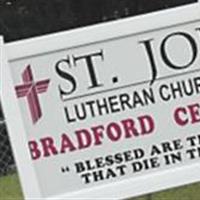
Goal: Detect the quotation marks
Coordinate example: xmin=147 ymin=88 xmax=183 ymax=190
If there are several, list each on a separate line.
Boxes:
xmin=112 ymin=76 xmax=119 ymax=84
xmin=61 ymin=166 xmax=70 ymax=174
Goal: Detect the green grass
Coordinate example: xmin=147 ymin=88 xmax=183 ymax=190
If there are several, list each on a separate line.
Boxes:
xmin=0 ymin=174 xmax=23 ymax=200
xmin=130 ymin=182 xmax=200 ymax=200
xmin=152 ymin=183 xmax=200 ymax=200
xmin=0 ymin=173 xmax=200 ymax=200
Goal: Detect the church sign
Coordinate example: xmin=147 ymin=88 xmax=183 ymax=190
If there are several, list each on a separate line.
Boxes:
xmin=1 ymin=3 xmax=200 ymax=199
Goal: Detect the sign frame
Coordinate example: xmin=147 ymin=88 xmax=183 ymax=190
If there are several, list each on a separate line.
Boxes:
xmin=2 ymin=2 xmax=200 ymax=199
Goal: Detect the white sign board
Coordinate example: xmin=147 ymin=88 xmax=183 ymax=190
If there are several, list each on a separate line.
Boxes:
xmin=2 ymin=3 xmax=200 ymax=200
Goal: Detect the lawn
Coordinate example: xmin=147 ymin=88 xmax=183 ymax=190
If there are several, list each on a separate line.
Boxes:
xmin=0 ymin=173 xmax=23 ymax=200
xmin=1 ymin=173 xmax=200 ymax=200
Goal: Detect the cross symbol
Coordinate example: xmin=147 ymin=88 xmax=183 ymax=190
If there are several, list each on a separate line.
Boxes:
xmin=15 ymin=65 xmax=50 ymax=124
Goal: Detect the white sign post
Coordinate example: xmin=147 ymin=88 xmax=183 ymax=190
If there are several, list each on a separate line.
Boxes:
xmin=2 ymin=3 xmax=200 ymax=200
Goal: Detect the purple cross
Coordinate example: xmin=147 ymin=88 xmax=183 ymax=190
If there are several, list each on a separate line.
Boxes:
xmin=15 ymin=65 xmax=50 ymax=124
